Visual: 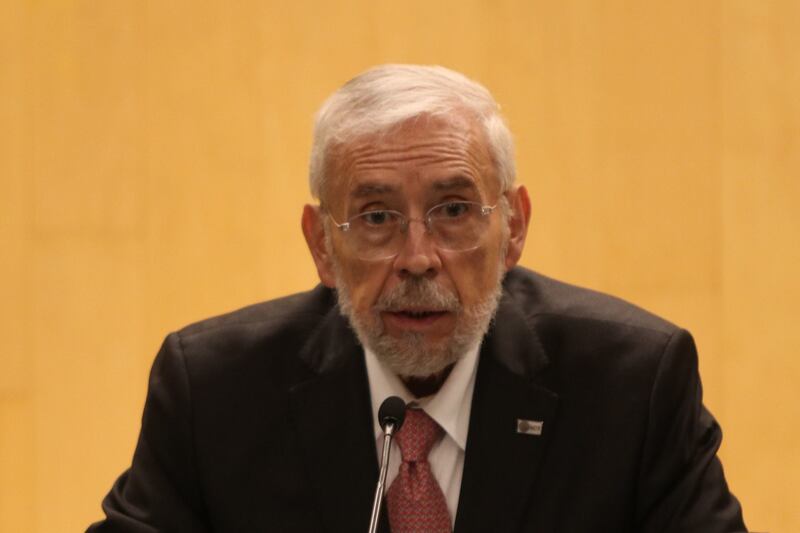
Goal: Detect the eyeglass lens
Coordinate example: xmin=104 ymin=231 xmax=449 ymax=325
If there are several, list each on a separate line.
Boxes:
xmin=342 ymin=201 xmax=492 ymax=260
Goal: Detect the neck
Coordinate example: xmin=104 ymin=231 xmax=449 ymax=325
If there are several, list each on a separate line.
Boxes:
xmin=401 ymin=364 xmax=455 ymax=398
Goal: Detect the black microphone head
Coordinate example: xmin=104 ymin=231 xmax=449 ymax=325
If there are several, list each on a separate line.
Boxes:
xmin=378 ymin=396 xmax=406 ymax=432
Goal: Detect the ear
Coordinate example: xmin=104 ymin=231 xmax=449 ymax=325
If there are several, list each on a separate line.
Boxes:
xmin=503 ymin=185 xmax=532 ymax=271
xmin=301 ymin=204 xmax=337 ymax=288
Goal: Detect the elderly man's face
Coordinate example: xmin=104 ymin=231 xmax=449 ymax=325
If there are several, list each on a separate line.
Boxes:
xmin=303 ymin=114 xmax=530 ymax=380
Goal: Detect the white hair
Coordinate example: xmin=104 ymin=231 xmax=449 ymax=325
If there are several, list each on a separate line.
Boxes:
xmin=309 ymin=64 xmax=516 ymax=201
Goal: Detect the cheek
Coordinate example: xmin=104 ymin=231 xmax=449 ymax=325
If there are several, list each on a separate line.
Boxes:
xmin=446 ymin=247 xmax=500 ymax=303
xmin=339 ymin=258 xmax=391 ymax=311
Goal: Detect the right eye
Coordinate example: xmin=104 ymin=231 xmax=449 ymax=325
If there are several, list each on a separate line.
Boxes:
xmin=361 ymin=210 xmax=392 ymax=226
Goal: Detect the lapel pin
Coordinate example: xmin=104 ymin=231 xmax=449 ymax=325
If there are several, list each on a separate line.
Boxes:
xmin=516 ymin=418 xmax=543 ymax=436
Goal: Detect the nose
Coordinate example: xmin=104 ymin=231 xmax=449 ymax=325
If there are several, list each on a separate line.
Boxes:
xmin=392 ymin=219 xmax=441 ymax=277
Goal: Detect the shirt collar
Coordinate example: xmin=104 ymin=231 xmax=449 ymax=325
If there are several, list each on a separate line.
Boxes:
xmin=364 ymin=341 xmax=481 ymax=451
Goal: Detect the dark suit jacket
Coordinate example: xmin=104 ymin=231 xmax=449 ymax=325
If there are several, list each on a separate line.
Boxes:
xmin=89 ymin=267 xmax=746 ymax=532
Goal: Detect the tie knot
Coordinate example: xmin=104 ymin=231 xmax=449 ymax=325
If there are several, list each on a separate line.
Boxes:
xmin=394 ymin=408 xmax=442 ymax=462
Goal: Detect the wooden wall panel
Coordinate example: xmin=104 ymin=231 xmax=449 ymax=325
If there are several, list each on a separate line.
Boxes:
xmin=0 ymin=0 xmax=32 ymax=397
xmin=31 ymin=241 xmax=146 ymax=531
xmin=0 ymin=400 xmax=35 ymax=533
xmin=1 ymin=1 xmax=797 ymax=530
xmin=1 ymin=2 xmax=35 ymax=531
xmin=721 ymin=1 xmax=800 ymax=527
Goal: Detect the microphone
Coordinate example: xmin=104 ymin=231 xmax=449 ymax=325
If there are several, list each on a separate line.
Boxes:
xmin=378 ymin=396 xmax=406 ymax=432
xmin=368 ymin=396 xmax=406 ymax=533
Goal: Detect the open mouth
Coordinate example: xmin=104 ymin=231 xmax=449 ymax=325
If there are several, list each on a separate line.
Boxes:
xmin=394 ymin=310 xmax=447 ymax=319
xmin=382 ymin=309 xmax=451 ymax=331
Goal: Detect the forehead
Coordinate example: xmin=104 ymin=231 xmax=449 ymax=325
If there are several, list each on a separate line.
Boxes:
xmin=325 ymin=114 xmax=497 ymax=204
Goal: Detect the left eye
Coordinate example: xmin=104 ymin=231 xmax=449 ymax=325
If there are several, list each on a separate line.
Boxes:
xmin=440 ymin=202 xmax=470 ymax=218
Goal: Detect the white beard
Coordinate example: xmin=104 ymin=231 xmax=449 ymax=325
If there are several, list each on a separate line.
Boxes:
xmin=332 ymin=262 xmax=505 ymax=379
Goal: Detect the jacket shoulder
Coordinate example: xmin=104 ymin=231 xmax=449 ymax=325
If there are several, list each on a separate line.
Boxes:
xmin=161 ymin=284 xmax=340 ymax=387
xmin=505 ymin=267 xmax=678 ymax=335
xmin=176 ymin=284 xmax=336 ymax=341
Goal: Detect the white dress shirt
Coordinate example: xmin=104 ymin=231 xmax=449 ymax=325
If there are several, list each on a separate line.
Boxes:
xmin=364 ymin=342 xmax=481 ymax=528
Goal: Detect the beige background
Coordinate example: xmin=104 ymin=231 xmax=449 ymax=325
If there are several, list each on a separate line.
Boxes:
xmin=1 ymin=1 xmax=798 ymax=531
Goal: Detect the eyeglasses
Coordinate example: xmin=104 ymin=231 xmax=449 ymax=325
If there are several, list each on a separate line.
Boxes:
xmin=328 ymin=200 xmax=497 ymax=261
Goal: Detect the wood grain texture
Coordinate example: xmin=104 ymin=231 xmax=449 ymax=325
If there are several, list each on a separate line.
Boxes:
xmin=1 ymin=1 xmax=797 ymax=530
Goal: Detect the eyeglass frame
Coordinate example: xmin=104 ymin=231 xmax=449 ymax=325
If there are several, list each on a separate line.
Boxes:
xmin=324 ymin=200 xmax=498 ymax=260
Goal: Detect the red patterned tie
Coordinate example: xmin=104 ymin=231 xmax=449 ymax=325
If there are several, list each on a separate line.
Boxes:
xmin=386 ymin=408 xmax=452 ymax=533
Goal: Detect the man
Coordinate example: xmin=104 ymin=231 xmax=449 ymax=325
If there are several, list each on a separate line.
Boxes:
xmin=90 ymin=65 xmax=746 ymax=532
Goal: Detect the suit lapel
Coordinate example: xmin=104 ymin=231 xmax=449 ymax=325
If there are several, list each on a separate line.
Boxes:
xmin=454 ymin=294 xmax=559 ymax=533
xmin=288 ymin=307 xmax=385 ymax=533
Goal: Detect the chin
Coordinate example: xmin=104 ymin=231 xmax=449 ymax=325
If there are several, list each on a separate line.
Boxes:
xmin=369 ymin=332 xmax=463 ymax=378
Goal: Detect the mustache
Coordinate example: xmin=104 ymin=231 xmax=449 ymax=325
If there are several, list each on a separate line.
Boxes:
xmin=374 ymin=278 xmax=461 ymax=312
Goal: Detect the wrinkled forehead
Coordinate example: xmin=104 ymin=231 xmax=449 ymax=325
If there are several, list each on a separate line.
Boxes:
xmin=321 ymin=113 xmax=498 ymax=207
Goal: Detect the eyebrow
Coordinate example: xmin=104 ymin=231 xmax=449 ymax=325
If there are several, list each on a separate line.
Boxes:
xmin=350 ymin=182 xmax=397 ymax=198
xmin=432 ymin=175 xmax=478 ymax=192
xmin=348 ymin=175 xmax=477 ymax=199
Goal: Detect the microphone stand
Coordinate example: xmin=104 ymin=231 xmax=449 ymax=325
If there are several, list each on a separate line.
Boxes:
xmin=368 ymin=420 xmax=397 ymax=533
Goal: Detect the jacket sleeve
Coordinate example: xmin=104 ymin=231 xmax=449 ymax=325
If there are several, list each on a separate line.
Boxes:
xmin=636 ymin=328 xmax=747 ymax=532
xmin=87 ymin=333 xmax=209 ymax=532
